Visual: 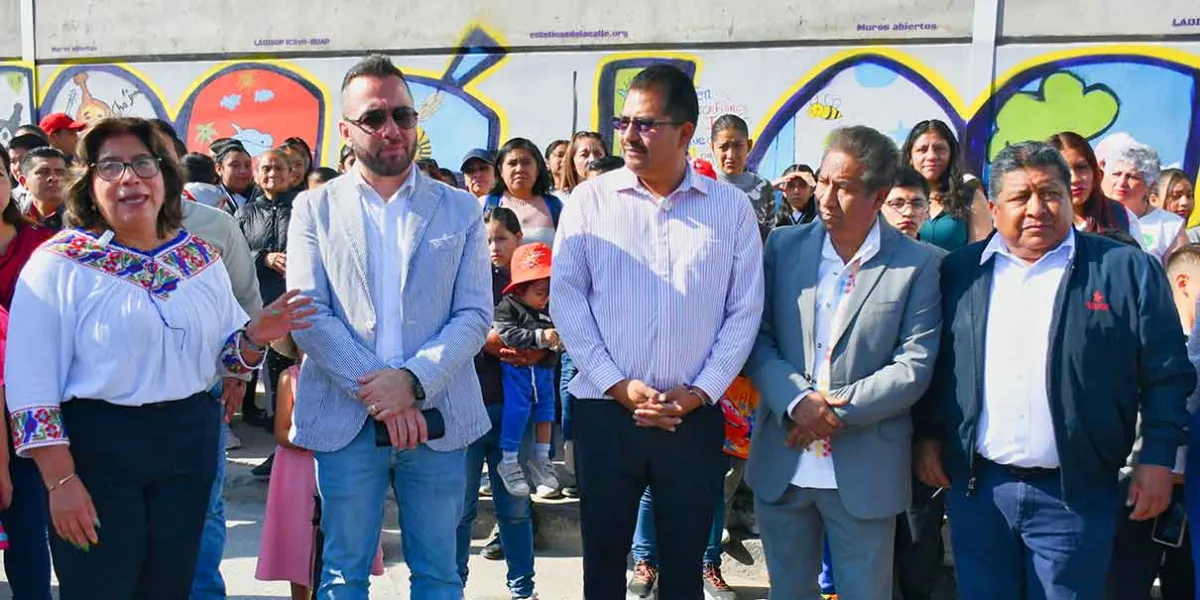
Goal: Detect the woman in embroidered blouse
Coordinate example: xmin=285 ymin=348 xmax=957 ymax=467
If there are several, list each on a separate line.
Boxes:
xmin=5 ymin=118 xmax=314 ymax=598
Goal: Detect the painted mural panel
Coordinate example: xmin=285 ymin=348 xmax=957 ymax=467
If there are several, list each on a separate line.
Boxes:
xmin=35 ymin=0 xmax=971 ymax=60
xmin=0 ymin=63 xmax=34 ymax=146
xmin=0 ymin=0 xmax=21 ymax=59
xmin=1002 ymin=0 xmax=1200 ymax=39
xmin=38 ymin=64 xmax=167 ymax=125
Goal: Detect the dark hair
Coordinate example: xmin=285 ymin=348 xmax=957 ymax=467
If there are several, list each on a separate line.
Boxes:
xmin=309 ymin=167 xmax=340 ymax=184
xmin=341 ymin=54 xmax=412 ymax=96
xmin=0 ymin=146 xmax=30 ymax=228
xmin=339 ymin=145 xmax=354 ymax=162
xmin=892 ymin=166 xmax=931 ymax=197
xmin=283 ymin=137 xmax=313 ymax=162
xmin=628 ymin=65 xmax=699 ymax=126
xmin=783 ymin=163 xmax=814 ymax=178
xmin=416 ymin=158 xmax=440 ymax=176
xmin=66 ymin=117 xmax=184 ymax=238
xmin=14 ymin=125 xmax=46 ymax=140
xmin=484 ymin=206 xmax=522 ymax=236
xmin=586 ymin=156 xmax=625 ymax=174
xmin=545 ymin=139 xmax=568 ymax=159
xmin=212 ymin=139 xmax=250 ymax=164
xmin=900 ymin=119 xmax=973 ymax=221
xmin=561 ymin=131 xmax=607 ymax=193
xmin=1167 ymin=244 xmax=1200 ymax=273
xmin=988 ymin=142 xmax=1071 ymax=201
xmin=437 ymin=167 xmax=458 ymax=187
xmin=826 ymin=126 xmax=898 ymax=193
xmin=490 ymin=137 xmax=553 ymax=198
xmin=181 ymin=152 xmax=218 ymax=184
xmin=8 ymin=132 xmax=49 ymax=152
xmin=1047 ymin=131 xmax=1121 ymax=233
xmin=711 ymin=114 xmax=749 ymax=141
xmin=19 ymin=145 xmax=69 ymax=174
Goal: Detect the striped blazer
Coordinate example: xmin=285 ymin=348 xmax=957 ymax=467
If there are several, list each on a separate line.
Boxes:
xmin=285 ymin=169 xmax=492 ymax=452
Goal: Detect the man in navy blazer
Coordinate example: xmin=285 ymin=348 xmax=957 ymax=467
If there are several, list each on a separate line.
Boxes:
xmin=913 ymin=141 xmax=1194 ymax=599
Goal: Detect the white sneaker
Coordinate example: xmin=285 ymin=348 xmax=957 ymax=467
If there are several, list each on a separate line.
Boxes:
xmin=480 ymin=476 xmax=492 ymax=496
xmin=496 ymin=460 xmax=530 ymax=497
xmin=225 ymin=430 xmax=242 ymax=451
xmin=529 ymin=458 xmax=562 ymax=499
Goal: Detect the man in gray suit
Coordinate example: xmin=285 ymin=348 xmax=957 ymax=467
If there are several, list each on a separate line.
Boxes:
xmin=286 ymin=55 xmax=492 ymax=599
xmin=745 ymin=125 xmax=943 ymax=599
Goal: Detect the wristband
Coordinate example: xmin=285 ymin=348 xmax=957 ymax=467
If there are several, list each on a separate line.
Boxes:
xmin=241 ymin=329 xmax=267 ymax=353
xmin=685 ymin=385 xmax=713 ymax=406
xmin=48 ymin=472 xmax=77 ymax=493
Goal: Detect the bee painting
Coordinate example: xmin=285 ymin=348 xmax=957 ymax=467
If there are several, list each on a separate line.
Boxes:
xmin=807 ymin=95 xmax=843 ymax=121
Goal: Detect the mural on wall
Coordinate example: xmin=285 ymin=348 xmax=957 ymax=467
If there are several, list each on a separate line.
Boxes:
xmin=0 ymin=63 xmax=34 ymax=146
xmin=40 ymin=64 xmax=168 ymax=124
xmin=965 ymin=50 xmax=1200 ymax=184
xmin=176 ymin=62 xmax=326 ymax=159
xmin=748 ymin=51 xmax=963 ymax=180
xmin=593 ymin=55 xmax=698 ymax=157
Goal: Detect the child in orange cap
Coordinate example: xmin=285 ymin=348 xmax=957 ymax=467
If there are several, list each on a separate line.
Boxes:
xmin=493 ymin=242 xmax=562 ymax=497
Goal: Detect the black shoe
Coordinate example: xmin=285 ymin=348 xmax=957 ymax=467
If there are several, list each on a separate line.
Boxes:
xmin=251 ymin=454 xmax=274 ymax=478
xmin=481 ymin=534 xmax=504 ymax=560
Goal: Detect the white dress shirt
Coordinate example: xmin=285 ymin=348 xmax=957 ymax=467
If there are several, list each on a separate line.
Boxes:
xmin=551 ymin=166 xmax=764 ymax=402
xmin=788 ymin=220 xmax=881 ymax=489
xmin=355 ymin=164 xmax=416 ymax=367
xmin=976 ymin=229 xmax=1076 ymax=468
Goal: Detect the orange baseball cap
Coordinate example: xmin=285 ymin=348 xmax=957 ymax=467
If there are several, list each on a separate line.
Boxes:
xmin=503 ymin=242 xmax=553 ymax=295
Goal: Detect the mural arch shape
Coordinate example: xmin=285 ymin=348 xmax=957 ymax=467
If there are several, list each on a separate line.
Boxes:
xmin=39 ymin=63 xmax=170 ymax=125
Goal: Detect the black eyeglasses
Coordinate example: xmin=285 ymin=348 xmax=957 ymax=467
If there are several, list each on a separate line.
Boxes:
xmin=344 ymin=107 xmax=419 ymax=133
xmin=93 ymin=157 xmax=161 ymax=182
xmin=610 ymin=116 xmax=682 ymax=134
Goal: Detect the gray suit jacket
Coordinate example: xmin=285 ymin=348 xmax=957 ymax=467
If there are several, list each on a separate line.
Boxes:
xmin=745 ymin=219 xmax=942 ymax=519
xmin=286 ymin=169 xmax=492 ymax=453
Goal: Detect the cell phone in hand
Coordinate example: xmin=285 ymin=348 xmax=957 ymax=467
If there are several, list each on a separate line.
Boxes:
xmin=1152 ymin=499 xmax=1188 ymax=548
xmin=373 ymin=409 xmax=446 ymax=447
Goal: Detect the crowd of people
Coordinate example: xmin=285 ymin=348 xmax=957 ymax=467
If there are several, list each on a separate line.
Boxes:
xmin=0 ymin=52 xmax=1197 ymax=600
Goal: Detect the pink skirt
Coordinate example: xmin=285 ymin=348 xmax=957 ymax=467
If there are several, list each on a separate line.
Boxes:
xmin=255 ymin=445 xmax=384 ymax=584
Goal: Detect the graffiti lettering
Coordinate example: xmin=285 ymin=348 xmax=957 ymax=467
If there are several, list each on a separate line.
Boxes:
xmin=529 ymin=30 xmax=630 ymax=40
xmin=111 ymin=88 xmax=145 ymax=115
xmin=253 ymin=37 xmax=331 ymax=47
xmin=1173 ymin=17 xmax=1200 ymax=27
xmin=856 ymin=22 xmax=938 ymax=32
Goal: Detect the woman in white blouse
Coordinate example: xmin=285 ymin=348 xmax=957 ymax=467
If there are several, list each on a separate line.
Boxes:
xmin=1102 ymin=142 xmax=1186 ymax=264
xmin=5 ymin=118 xmax=313 ymax=598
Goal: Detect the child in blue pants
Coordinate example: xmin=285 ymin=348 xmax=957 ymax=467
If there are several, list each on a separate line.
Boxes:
xmin=494 ymin=242 xmax=561 ymax=497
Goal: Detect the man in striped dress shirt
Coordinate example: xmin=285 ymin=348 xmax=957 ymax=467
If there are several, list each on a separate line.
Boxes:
xmin=551 ymin=65 xmax=764 ymax=599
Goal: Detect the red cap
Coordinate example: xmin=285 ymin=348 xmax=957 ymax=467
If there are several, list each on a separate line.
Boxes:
xmin=38 ymin=112 xmax=86 ymax=136
xmin=691 ymin=158 xmax=717 ymax=180
xmin=503 ymin=243 xmax=553 ymax=295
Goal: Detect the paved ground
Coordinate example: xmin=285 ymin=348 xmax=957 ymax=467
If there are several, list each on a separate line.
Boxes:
xmin=0 ymin=422 xmax=771 ymax=599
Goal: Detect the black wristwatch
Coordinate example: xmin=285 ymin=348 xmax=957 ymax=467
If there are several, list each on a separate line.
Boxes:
xmin=400 ymin=367 xmax=426 ymax=409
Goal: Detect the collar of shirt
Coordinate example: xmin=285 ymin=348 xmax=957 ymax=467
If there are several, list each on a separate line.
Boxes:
xmin=980 ymin=228 xmax=1076 ymax=268
xmin=820 ymin=217 xmax=882 ymax=267
xmin=353 ymin=163 xmax=417 ymax=207
xmin=612 ymin=164 xmax=707 ymax=210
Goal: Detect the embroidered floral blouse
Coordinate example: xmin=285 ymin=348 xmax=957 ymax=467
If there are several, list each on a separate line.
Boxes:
xmin=6 ymin=229 xmax=259 ymax=457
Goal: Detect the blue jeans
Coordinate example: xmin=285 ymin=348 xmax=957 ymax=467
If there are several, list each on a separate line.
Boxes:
xmin=0 ymin=452 xmax=53 ymax=599
xmin=190 ymin=418 xmax=229 ymax=599
xmin=946 ymin=460 xmax=1118 ymax=600
xmin=500 ymin=364 xmax=557 ymax=453
xmin=314 ymin=420 xmax=467 ymax=600
xmin=631 ymin=477 xmax=727 ymax=567
xmin=456 ymin=403 xmax=535 ymax=597
xmin=559 ymin=352 xmax=577 ymax=441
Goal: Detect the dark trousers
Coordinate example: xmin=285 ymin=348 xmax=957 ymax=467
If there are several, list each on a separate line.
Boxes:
xmin=573 ymin=399 xmax=724 ymax=600
xmin=946 ymin=459 xmax=1118 ymax=600
xmin=894 ymin=476 xmax=946 ymax=599
xmin=0 ymin=453 xmax=53 ymax=599
xmin=1106 ymin=482 xmax=1194 ymax=600
xmin=51 ymin=393 xmax=219 ymax=600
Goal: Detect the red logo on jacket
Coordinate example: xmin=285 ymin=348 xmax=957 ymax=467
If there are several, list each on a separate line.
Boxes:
xmin=1086 ymin=290 xmax=1110 ymax=311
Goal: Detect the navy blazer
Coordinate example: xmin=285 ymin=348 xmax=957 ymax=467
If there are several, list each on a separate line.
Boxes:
xmin=914 ymin=231 xmax=1194 ymax=504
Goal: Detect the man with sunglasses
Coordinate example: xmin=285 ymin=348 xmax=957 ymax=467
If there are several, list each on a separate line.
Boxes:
xmin=551 ymin=64 xmax=764 ymax=599
xmin=286 ymin=54 xmax=493 ymax=599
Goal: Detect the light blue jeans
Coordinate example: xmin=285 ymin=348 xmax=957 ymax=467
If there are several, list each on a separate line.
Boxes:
xmin=314 ymin=420 xmax=467 ymax=600
xmin=191 ymin=390 xmax=228 ymax=599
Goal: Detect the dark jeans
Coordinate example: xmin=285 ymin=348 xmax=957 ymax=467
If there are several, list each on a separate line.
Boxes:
xmin=1106 ymin=481 xmax=1194 ymax=600
xmin=0 ymin=452 xmax=53 ymax=599
xmin=51 ymin=393 xmax=219 ymax=600
xmin=895 ymin=476 xmax=946 ymax=599
xmin=558 ymin=352 xmax=577 ymax=441
xmin=946 ymin=459 xmax=1118 ymax=600
xmin=456 ymin=403 xmax=535 ymax=597
xmin=573 ymin=399 xmax=724 ymax=600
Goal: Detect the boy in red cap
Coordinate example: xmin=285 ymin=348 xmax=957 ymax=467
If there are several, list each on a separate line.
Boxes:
xmin=37 ymin=113 xmax=86 ymax=160
xmin=493 ymin=242 xmax=562 ymax=497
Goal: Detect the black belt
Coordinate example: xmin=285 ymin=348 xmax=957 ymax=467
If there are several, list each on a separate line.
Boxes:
xmin=977 ymin=455 xmax=1059 ymax=480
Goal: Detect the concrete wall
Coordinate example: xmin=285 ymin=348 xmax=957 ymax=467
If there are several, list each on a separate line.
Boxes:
xmin=1 ymin=1 xmax=1198 ymax=189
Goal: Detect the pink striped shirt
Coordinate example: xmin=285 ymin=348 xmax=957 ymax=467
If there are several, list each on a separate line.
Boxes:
xmin=550 ymin=165 xmax=764 ymax=401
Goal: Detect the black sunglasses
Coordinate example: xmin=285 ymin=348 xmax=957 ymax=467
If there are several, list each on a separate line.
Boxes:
xmin=610 ymin=116 xmax=682 ymax=134
xmin=345 ymin=107 xmax=419 ymax=133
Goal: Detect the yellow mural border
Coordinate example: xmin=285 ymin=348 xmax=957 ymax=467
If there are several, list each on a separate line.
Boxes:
xmin=588 ymin=51 xmax=705 ymax=133
xmin=750 ymin=47 xmax=967 ymax=144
